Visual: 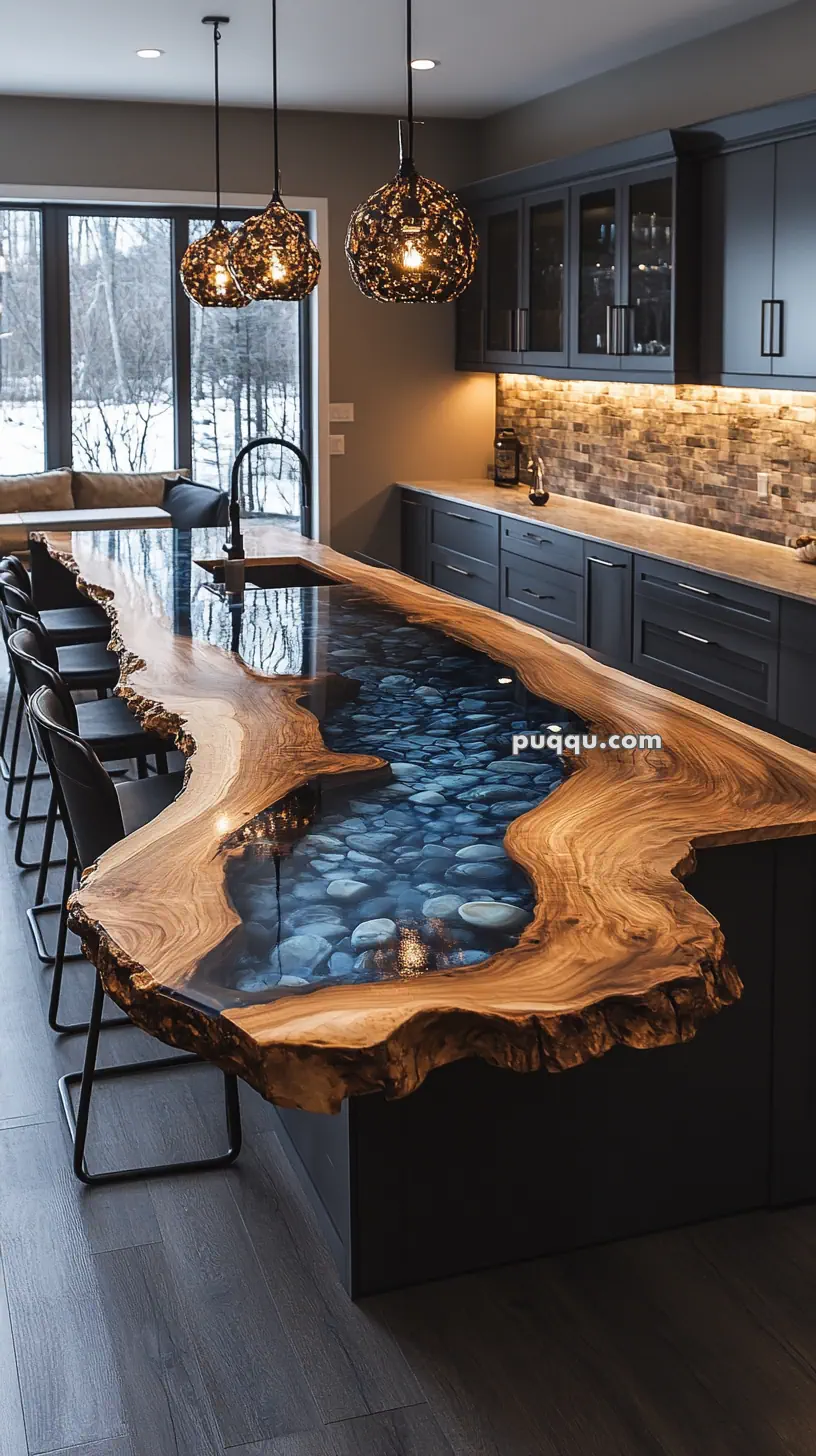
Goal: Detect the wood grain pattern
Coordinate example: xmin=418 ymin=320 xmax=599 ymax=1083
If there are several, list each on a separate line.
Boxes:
xmin=40 ymin=522 xmax=816 ymax=1114
xmin=401 ymin=478 xmax=816 ymax=603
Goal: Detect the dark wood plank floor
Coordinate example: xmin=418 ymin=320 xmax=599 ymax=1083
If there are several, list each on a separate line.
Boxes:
xmin=3 ymin=679 xmax=816 ymax=1455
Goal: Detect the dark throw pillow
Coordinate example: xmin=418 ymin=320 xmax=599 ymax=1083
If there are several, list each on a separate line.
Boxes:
xmin=163 ymin=477 xmax=229 ymax=529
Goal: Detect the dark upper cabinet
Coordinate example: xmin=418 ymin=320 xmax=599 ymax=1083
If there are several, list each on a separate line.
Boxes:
xmin=771 ymin=135 xmax=816 ymax=379
xmin=454 ymin=217 xmax=486 ymax=368
xmin=456 ymin=135 xmax=700 ymax=382
xmin=570 ymin=166 xmax=679 ymax=375
xmin=571 ymin=183 xmax=618 ymax=369
xmin=485 ymin=203 xmax=523 ymax=365
xmin=523 ymin=189 xmax=569 ymax=367
xmin=703 ymin=130 xmax=816 ymax=384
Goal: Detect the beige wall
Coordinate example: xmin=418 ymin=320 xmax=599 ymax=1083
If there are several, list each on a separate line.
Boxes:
xmin=481 ymin=0 xmax=816 ymax=173
xmin=0 ymin=94 xmax=495 ymax=560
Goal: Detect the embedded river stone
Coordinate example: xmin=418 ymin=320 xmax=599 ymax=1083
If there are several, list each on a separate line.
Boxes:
xmin=191 ymin=591 xmax=572 ymax=1003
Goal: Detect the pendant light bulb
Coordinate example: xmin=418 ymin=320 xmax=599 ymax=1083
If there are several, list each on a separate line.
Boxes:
xmin=179 ymin=17 xmax=250 ymax=309
xmin=227 ymin=0 xmax=321 ymax=302
xmin=345 ymin=0 xmax=478 ymax=303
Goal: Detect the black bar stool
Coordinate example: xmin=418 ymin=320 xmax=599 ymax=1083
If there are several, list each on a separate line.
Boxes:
xmin=0 ymin=571 xmax=117 ymax=823
xmin=29 ymin=684 xmax=242 ymax=1185
xmin=8 ymin=623 xmax=172 ymax=968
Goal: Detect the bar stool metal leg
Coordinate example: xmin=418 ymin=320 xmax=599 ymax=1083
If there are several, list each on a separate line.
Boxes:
xmin=0 ymin=673 xmax=16 ymax=778
xmin=58 ymin=974 xmax=243 ymax=1185
xmin=47 ymin=848 xmax=130 ymax=1035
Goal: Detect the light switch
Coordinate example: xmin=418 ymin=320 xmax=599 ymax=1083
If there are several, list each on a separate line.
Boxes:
xmin=330 ymin=434 xmax=346 ymax=456
xmin=329 ymin=403 xmax=355 ymax=423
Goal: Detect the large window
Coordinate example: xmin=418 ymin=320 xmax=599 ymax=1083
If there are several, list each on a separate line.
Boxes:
xmin=0 ymin=209 xmax=44 ymax=473
xmin=0 ymin=203 xmax=312 ymax=531
xmin=189 ymin=218 xmax=303 ymax=522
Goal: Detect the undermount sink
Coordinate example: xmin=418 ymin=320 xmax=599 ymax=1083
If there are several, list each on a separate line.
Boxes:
xmin=207 ymin=561 xmax=338 ymax=590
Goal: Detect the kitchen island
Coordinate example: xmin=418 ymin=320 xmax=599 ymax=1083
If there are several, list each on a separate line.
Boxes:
xmin=37 ymin=522 xmax=816 ymax=1294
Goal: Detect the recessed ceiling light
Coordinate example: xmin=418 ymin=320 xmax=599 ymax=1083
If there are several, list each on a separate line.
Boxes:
xmin=136 ymin=48 xmax=164 ymax=59
xmin=411 ymin=57 xmax=439 ymax=70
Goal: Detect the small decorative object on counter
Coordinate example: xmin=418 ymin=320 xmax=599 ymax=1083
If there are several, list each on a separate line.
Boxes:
xmin=494 ymin=428 xmax=521 ymax=486
xmin=528 ymin=453 xmax=550 ymax=507
xmin=793 ymin=533 xmax=816 ymax=563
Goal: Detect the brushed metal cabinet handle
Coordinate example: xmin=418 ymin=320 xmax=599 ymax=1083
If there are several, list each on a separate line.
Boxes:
xmin=522 ymin=588 xmax=555 ymax=601
xmin=676 ymin=581 xmax=710 ymax=596
xmin=522 ymin=531 xmax=550 ymax=543
xmin=678 ymin=628 xmax=711 ymax=646
xmin=586 ymin=556 xmax=623 ymax=568
xmin=447 ymin=512 xmax=476 ymax=523
xmin=445 ymin=564 xmax=472 ymax=577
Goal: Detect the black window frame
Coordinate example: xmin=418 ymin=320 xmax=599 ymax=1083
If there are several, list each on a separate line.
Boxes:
xmin=3 ymin=200 xmax=314 ymax=531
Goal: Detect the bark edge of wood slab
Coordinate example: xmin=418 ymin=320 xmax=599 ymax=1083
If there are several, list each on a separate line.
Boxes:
xmin=40 ymin=524 xmax=816 ymax=1114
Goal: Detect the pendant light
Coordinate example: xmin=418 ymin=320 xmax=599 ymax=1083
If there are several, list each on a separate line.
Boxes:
xmin=345 ymin=0 xmax=478 ymax=303
xmin=179 ymin=16 xmax=249 ymax=309
xmin=227 ymin=0 xmax=321 ymax=301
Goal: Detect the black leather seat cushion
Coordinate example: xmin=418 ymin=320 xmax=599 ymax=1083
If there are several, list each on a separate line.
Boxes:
xmin=39 ymin=605 xmax=110 ymax=645
xmin=164 ymin=478 xmax=229 ymax=529
xmin=56 ymin=641 xmax=118 ymax=689
xmin=75 ymin=696 xmax=169 ymax=760
xmin=116 ymin=770 xmax=185 ymax=836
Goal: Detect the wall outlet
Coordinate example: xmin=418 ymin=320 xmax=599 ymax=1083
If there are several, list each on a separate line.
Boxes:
xmin=329 ymin=402 xmax=355 ymax=423
xmin=329 ymin=434 xmax=346 ymax=456
xmin=757 ymin=471 xmax=769 ymax=500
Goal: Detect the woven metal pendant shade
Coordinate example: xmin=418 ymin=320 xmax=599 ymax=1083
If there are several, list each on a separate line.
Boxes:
xmin=179 ymin=17 xmax=248 ymax=309
xmin=228 ymin=201 xmax=321 ymax=302
xmin=181 ymin=221 xmax=250 ymax=308
xmin=226 ymin=0 xmax=321 ymax=303
xmin=346 ymin=164 xmax=477 ymax=304
xmin=345 ymin=0 xmax=478 ymax=305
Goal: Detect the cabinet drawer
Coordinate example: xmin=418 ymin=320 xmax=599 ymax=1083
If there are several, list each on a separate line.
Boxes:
xmin=429 ymin=501 xmax=499 ymax=566
xmin=634 ymin=599 xmax=778 ymax=716
xmin=501 ymin=515 xmax=584 ymax=574
xmin=780 ymin=597 xmax=816 ymax=655
xmin=429 ymin=546 xmax=499 ymax=610
xmin=634 ymin=556 xmax=778 ymax=639
xmin=501 ymin=553 xmax=584 ymax=642
xmin=779 ymin=646 xmax=816 ymax=737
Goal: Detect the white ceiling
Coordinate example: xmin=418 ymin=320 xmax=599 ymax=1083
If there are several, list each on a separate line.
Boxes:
xmin=0 ymin=0 xmax=796 ymax=118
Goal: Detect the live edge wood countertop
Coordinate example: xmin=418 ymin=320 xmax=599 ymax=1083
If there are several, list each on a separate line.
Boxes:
xmin=399 ymin=478 xmax=816 ymax=604
xmin=38 ymin=521 xmax=816 ymax=1114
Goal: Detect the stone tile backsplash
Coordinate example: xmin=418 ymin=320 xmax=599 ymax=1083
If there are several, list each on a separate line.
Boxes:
xmin=497 ymin=376 xmax=816 ymax=545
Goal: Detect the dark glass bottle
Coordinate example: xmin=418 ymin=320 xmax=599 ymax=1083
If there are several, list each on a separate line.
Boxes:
xmin=494 ymin=428 xmax=521 ymax=486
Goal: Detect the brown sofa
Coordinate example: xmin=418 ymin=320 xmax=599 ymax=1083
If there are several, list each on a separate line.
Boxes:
xmin=0 ymin=469 xmax=184 ymax=554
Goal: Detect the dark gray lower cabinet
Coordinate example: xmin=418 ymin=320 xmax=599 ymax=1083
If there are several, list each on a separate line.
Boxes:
xmin=634 ymin=596 xmax=778 ymax=718
xmin=398 ymin=489 xmax=815 ymax=744
xmin=501 ymin=552 xmax=583 ymax=641
xmin=778 ymin=597 xmax=816 ymax=736
xmin=400 ymin=491 xmax=428 ymax=582
xmin=428 ymin=546 xmax=499 ymax=610
xmin=584 ymin=542 xmax=632 ymax=663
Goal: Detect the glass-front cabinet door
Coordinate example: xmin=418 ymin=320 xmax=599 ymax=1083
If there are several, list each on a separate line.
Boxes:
xmin=455 ymin=217 xmax=486 ymax=367
xmin=521 ymin=189 xmax=568 ymax=367
xmin=485 ymin=203 xmax=523 ymax=365
xmin=623 ymin=171 xmax=674 ymax=369
xmin=570 ymin=184 xmax=619 ymax=368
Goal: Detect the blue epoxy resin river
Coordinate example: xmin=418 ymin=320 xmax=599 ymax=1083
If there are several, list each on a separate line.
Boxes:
xmin=190 ymin=584 xmax=580 ymax=1005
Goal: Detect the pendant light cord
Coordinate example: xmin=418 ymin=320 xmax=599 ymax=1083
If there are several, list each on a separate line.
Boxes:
xmin=203 ymin=17 xmax=229 ymax=224
xmin=213 ymin=21 xmax=223 ymax=223
xmin=406 ymin=0 xmax=414 ymax=163
xmin=272 ymin=0 xmax=281 ymax=199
